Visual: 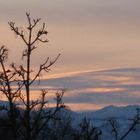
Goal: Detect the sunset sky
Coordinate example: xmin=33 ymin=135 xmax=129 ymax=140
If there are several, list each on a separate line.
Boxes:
xmin=0 ymin=0 xmax=140 ymax=74
xmin=1 ymin=1 xmax=140 ymax=111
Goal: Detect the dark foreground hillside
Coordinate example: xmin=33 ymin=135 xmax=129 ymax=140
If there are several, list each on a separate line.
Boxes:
xmin=0 ymin=103 xmax=139 ymax=140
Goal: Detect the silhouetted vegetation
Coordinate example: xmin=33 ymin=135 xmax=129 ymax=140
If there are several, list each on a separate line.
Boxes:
xmin=107 ymin=108 xmax=140 ymax=140
xmin=0 ymin=13 xmax=140 ymax=140
xmin=0 ymin=13 xmax=63 ymax=140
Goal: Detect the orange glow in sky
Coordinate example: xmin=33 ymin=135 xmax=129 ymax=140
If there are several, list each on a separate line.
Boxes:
xmin=0 ymin=0 xmax=140 ymax=74
xmin=0 ymin=0 xmax=140 ymax=111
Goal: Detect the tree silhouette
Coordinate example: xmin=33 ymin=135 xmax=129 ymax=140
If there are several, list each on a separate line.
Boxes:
xmin=73 ymin=117 xmax=101 ymax=140
xmin=107 ymin=108 xmax=140 ymax=140
xmin=0 ymin=13 xmax=63 ymax=140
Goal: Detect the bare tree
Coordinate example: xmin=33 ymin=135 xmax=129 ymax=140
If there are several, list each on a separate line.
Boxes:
xmin=73 ymin=117 xmax=102 ymax=140
xmin=0 ymin=46 xmax=19 ymax=139
xmin=107 ymin=108 xmax=140 ymax=140
xmin=0 ymin=13 xmax=63 ymax=140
